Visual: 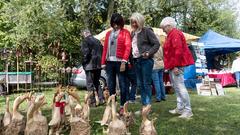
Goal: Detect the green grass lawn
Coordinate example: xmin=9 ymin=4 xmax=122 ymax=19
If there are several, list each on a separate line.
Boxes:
xmin=1 ymin=87 xmax=240 ymax=135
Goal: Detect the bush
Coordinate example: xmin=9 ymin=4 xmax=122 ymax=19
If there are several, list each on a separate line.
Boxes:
xmin=38 ymin=55 xmax=63 ymax=81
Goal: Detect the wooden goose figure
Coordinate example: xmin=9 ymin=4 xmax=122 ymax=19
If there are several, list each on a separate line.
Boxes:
xmin=3 ymin=97 xmax=12 ymax=128
xmin=4 ymin=93 xmax=29 ymax=135
xmin=107 ymin=95 xmax=127 ymax=135
xmin=49 ymin=91 xmax=65 ymax=135
xmin=100 ymin=95 xmax=112 ymax=126
xmin=25 ymin=94 xmax=48 ymax=135
xmin=68 ymin=91 xmax=91 ymax=135
xmin=122 ymin=102 xmax=135 ymax=133
xmin=139 ymin=105 xmax=157 ymax=135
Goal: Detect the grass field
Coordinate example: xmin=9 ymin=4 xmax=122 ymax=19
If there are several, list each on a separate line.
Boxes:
xmin=1 ymin=87 xmax=240 ymax=135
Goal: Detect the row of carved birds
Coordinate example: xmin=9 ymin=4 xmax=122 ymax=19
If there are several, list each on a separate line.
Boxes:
xmin=0 ymin=85 xmax=157 ymax=135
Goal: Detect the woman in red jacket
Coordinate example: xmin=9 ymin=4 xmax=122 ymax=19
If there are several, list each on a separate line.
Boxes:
xmin=160 ymin=17 xmax=194 ymax=119
xmin=101 ymin=13 xmax=131 ymax=114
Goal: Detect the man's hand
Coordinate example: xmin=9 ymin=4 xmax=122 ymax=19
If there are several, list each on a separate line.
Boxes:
xmin=120 ymin=62 xmax=126 ymax=72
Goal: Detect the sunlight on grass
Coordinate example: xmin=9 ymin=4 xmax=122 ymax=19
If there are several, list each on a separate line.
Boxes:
xmin=168 ymin=117 xmax=181 ymax=122
xmin=215 ymin=125 xmax=227 ymax=131
xmin=196 ymin=107 xmax=206 ymax=112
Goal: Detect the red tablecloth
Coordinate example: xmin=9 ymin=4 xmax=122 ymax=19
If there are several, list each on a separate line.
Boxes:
xmin=208 ymin=73 xmax=236 ymax=86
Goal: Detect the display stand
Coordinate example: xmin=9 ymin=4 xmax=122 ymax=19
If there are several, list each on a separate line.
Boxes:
xmin=191 ymin=42 xmax=208 ymax=77
xmin=196 ymin=76 xmax=224 ymax=96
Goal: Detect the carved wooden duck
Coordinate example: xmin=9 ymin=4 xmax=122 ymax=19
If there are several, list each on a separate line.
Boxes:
xmin=100 ymin=95 xmax=112 ymax=126
xmin=48 ymin=90 xmax=65 ymax=135
xmin=68 ymin=91 xmax=91 ymax=135
xmin=139 ymin=105 xmax=157 ymax=135
xmin=25 ymin=94 xmax=48 ymax=135
xmin=3 ymin=97 xmax=12 ymax=128
xmin=4 ymin=93 xmax=29 ymax=135
xmin=107 ymin=95 xmax=127 ymax=135
xmin=122 ymin=102 xmax=135 ymax=133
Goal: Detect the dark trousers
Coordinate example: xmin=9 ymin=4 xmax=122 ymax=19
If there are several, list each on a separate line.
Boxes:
xmin=106 ymin=61 xmax=129 ymax=106
xmin=134 ymin=58 xmax=154 ymax=105
xmin=85 ymin=69 xmax=103 ymax=100
xmin=127 ymin=66 xmax=137 ymax=101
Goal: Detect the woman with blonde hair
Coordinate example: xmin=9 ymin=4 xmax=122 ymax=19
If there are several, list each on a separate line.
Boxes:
xmin=130 ymin=12 xmax=160 ymax=106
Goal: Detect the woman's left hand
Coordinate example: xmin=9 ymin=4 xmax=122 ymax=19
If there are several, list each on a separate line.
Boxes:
xmin=142 ymin=52 xmax=149 ymax=59
xmin=120 ymin=62 xmax=126 ymax=72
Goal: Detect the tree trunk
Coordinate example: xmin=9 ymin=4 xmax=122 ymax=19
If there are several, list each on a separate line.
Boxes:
xmin=106 ymin=0 xmax=115 ymax=27
xmin=80 ymin=0 xmax=90 ymax=29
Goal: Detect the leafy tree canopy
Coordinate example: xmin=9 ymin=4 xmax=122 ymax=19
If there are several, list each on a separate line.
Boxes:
xmin=0 ymin=0 xmax=239 ymax=72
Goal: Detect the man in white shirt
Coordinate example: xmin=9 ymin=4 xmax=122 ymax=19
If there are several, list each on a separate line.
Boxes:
xmin=232 ymin=53 xmax=240 ymax=88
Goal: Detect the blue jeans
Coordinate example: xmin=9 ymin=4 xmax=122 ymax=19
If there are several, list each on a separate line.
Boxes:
xmin=235 ymin=72 xmax=240 ymax=86
xmin=134 ymin=58 xmax=154 ymax=105
xmin=152 ymin=69 xmax=166 ymax=101
xmin=106 ymin=61 xmax=129 ymax=106
xmin=127 ymin=66 xmax=137 ymax=101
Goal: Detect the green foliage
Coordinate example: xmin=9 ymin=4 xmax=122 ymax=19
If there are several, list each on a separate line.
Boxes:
xmin=0 ymin=0 xmax=239 ymax=72
xmin=0 ymin=0 xmax=84 ymax=67
xmin=181 ymin=0 xmax=239 ymax=37
xmin=110 ymin=0 xmax=240 ymax=38
xmin=38 ymin=55 xmax=63 ymax=80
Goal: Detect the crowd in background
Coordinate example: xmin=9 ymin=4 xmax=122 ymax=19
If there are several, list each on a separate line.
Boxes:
xmin=80 ymin=12 xmax=196 ymax=119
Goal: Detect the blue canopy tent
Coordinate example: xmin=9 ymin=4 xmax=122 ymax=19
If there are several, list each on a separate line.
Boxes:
xmin=198 ymin=30 xmax=240 ymax=68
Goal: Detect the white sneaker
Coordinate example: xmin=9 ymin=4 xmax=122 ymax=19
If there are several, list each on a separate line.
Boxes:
xmin=134 ymin=110 xmax=141 ymax=116
xmin=169 ymin=108 xmax=183 ymax=115
xmin=129 ymin=100 xmax=135 ymax=104
xmin=178 ymin=111 xmax=193 ymax=119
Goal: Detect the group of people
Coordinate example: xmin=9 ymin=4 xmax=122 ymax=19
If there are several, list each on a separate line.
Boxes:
xmin=80 ymin=12 xmax=194 ymax=119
